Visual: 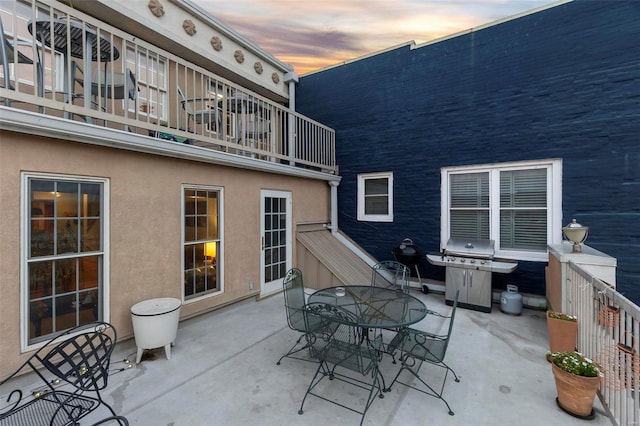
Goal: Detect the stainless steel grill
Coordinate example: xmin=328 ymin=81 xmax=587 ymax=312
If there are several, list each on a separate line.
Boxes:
xmin=427 ymin=238 xmax=517 ymax=312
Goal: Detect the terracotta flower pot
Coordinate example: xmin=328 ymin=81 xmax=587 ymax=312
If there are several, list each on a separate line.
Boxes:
xmin=551 ymin=362 xmax=601 ymax=418
xmin=547 ymin=312 xmax=578 ymax=353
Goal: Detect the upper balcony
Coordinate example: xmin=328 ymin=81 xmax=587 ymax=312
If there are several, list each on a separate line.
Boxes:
xmin=0 ymin=0 xmax=337 ymax=174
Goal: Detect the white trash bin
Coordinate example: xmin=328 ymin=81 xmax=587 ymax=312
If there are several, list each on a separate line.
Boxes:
xmin=131 ymin=297 xmax=181 ymax=363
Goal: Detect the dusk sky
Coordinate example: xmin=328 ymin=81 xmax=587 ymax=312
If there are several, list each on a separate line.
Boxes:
xmin=196 ymin=0 xmax=559 ymax=74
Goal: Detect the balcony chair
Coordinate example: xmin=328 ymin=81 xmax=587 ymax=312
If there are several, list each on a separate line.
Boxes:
xmin=177 ymin=86 xmax=221 ymax=134
xmin=371 ymin=260 xmax=410 ymax=294
xmin=1 ymin=17 xmax=34 ymax=106
xmin=298 ymin=302 xmax=385 ymax=426
xmin=72 ymin=62 xmax=137 ymax=108
xmin=238 ymin=114 xmax=270 ymax=148
xmin=0 ymin=322 xmax=127 ymax=426
xmin=386 ymin=290 xmax=461 ymax=416
xmin=276 ymin=268 xmax=325 ymax=365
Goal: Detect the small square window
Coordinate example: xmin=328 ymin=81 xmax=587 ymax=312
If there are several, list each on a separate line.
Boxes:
xmin=357 ymin=172 xmax=393 ymax=222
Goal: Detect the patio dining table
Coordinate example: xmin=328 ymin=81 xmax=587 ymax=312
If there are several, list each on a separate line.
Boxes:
xmin=308 ymin=285 xmax=428 ymax=329
xmin=28 ymin=18 xmax=120 ymax=120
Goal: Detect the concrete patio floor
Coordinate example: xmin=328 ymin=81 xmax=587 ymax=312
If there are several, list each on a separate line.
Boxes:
xmin=31 ymin=290 xmax=615 ymax=425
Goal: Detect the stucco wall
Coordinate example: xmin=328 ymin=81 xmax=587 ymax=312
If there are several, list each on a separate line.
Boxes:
xmin=296 ymin=0 xmax=640 ymax=302
xmin=0 ymin=131 xmax=330 ymax=375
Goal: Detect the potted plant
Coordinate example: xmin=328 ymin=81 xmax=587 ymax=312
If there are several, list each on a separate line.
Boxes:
xmin=547 ymin=351 xmax=602 ymax=418
xmin=547 ymin=311 xmax=578 ymax=353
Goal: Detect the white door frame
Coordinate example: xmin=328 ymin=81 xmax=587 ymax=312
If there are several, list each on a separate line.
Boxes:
xmin=260 ymin=190 xmax=292 ymax=296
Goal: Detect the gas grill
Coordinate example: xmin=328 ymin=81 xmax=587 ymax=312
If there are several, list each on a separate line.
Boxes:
xmin=426 ymin=238 xmax=517 ymax=312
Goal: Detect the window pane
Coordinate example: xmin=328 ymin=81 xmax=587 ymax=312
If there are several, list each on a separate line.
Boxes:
xmin=80 ymin=183 xmax=101 ymax=217
xmin=500 ymin=210 xmax=547 ymax=250
xmin=450 ymin=210 xmax=490 ymax=239
xmin=57 ymin=218 xmax=79 ymax=254
xmin=55 ymin=258 xmax=76 ymax=294
xmin=30 ymin=299 xmax=52 ymax=340
xmin=80 ymin=218 xmax=100 ymax=252
xmin=31 ymin=220 xmax=54 ymax=257
xmin=365 ymin=178 xmax=388 ymax=196
xmin=451 ymin=173 xmax=489 ymax=208
xmin=500 ymin=168 xmax=548 ymax=251
xmin=79 ymin=256 xmax=99 ymax=290
xmin=30 ymin=261 xmax=52 ymax=297
xmin=365 ymin=196 xmax=389 ymax=215
xmin=500 ymin=169 xmax=547 ymax=208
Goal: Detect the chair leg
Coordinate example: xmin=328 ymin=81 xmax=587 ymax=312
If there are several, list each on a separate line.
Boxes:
xmin=276 ymin=333 xmax=314 ymax=365
xmin=386 ymin=359 xmax=456 ymax=416
xmin=442 ymin=359 xmax=460 ymax=383
xmin=298 ymin=361 xmax=329 ymax=415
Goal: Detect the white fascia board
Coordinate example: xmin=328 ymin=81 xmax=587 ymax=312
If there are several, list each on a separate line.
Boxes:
xmin=0 ymin=107 xmax=340 ymax=183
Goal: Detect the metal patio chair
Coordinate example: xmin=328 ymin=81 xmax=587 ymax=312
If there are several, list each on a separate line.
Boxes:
xmin=72 ymin=62 xmax=137 ymax=105
xmin=298 ymin=302 xmax=385 ymax=426
xmin=177 ymin=86 xmax=221 ymax=133
xmin=1 ymin=16 xmax=34 ymax=106
xmin=0 ymin=322 xmax=126 ymax=426
xmin=386 ymin=290 xmax=460 ymax=415
xmin=370 ymin=260 xmax=411 ymax=343
xmin=372 ymin=260 xmax=410 ymax=294
xmin=276 ymin=268 xmax=323 ymax=365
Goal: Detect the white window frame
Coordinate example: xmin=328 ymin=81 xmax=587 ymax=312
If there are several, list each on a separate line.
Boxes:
xmin=181 ymin=184 xmax=224 ymax=303
xmin=126 ymin=47 xmax=167 ymax=120
xmin=20 ymin=172 xmax=110 ymax=352
xmin=441 ymin=159 xmax=563 ymax=261
xmin=357 ymin=172 xmax=394 ymax=222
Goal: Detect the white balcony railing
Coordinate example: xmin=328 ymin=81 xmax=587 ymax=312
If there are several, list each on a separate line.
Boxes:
xmin=0 ymin=0 xmax=337 ymax=173
xmin=564 ymin=262 xmax=640 ymax=425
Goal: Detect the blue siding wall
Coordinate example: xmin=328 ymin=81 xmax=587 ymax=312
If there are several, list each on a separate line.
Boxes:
xmin=296 ymin=0 xmax=640 ymax=303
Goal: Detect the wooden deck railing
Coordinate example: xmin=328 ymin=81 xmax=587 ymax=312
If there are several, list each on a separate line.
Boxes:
xmin=0 ymin=0 xmax=337 ymax=173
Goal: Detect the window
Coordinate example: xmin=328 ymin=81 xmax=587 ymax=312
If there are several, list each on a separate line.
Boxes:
xmin=126 ymin=47 xmax=167 ymax=120
xmin=22 ymin=173 xmax=107 ymax=346
xmin=183 ymin=186 xmax=222 ymax=301
xmin=442 ymin=159 xmax=562 ymax=261
xmin=357 ymin=172 xmax=393 ymax=222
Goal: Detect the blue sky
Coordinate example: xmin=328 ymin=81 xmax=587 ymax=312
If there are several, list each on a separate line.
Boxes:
xmin=197 ymin=0 xmax=559 ymax=74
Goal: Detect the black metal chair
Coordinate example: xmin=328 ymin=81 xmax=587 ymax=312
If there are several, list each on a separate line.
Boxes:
xmin=298 ymin=302 xmax=385 ymax=426
xmin=372 ymin=260 xmax=410 ymax=294
xmin=0 ymin=322 xmax=126 ymax=426
xmin=276 ymin=268 xmax=323 ymax=365
xmin=386 ymin=290 xmax=460 ymax=415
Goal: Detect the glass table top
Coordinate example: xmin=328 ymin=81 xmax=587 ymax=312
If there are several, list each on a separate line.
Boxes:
xmin=308 ymin=285 xmax=427 ymax=328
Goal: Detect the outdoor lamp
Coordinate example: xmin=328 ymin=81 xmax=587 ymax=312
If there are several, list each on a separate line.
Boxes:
xmin=562 ymin=219 xmax=589 ymax=252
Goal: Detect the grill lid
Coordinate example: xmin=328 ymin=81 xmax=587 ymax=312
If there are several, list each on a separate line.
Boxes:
xmin=393 ymin=238 xmax=422 ymax=267
xmin=444 ymin=238 xmax=495 ymax=259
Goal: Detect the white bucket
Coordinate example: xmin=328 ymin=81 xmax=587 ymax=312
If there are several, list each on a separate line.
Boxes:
xmin=131 ymin=297 xmax=181 ymax=363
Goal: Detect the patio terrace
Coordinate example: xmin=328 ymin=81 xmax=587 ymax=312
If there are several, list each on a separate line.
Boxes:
xmin=5 ymin=290 xmax=615 ymax=426
xmin=1 ymin=0 xmax=336 ymax=173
